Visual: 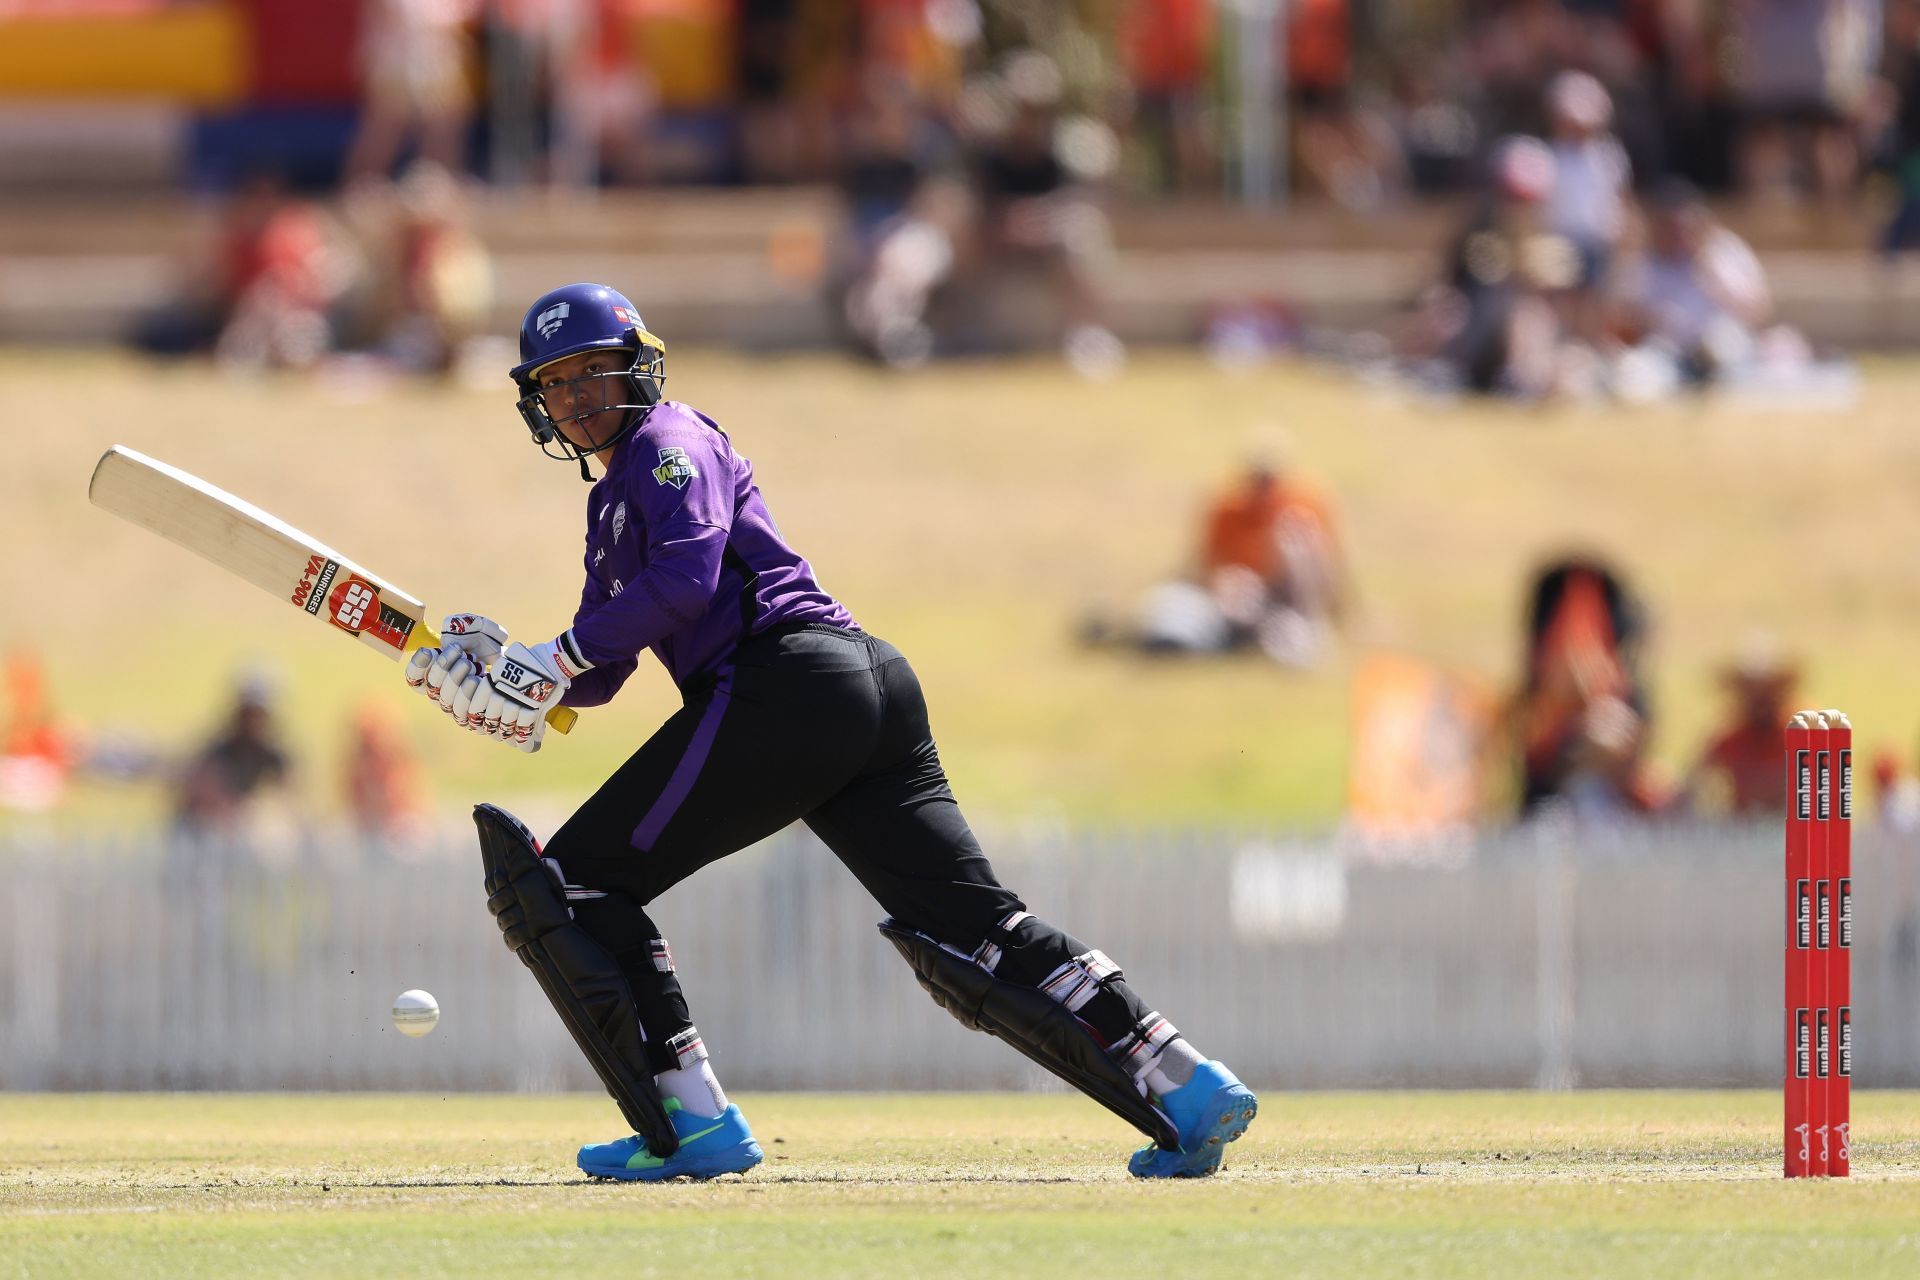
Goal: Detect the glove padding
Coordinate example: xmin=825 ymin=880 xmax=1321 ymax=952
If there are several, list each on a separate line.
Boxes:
xmin=403 ymin=645 xmax=489 ymax=729
xmin=440 ymin=614 xmax=508 ymax=663
xmin=476 ymin=640 xmax=577 ymax=753
xmin=404 ymin=614 xmax=508 ymax=708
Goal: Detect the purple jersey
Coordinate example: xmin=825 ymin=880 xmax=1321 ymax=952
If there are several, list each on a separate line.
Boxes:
xmin=559 ymin=401 xmax=854 ymax=702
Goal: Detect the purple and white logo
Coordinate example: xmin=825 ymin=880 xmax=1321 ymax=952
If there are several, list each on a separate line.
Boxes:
xmin=536 ymin=302 xmax=570 ymax=339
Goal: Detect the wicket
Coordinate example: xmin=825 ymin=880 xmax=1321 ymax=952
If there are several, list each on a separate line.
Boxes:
xmin=1784 ymin=710 xmax=1852 ymax=1178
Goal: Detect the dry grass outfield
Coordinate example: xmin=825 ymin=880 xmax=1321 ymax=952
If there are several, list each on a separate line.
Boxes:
xmin=10 ymin=349 xmax=1920 ymax=827
xmin=4 ymin=1093 xmax=1920 ymax=1278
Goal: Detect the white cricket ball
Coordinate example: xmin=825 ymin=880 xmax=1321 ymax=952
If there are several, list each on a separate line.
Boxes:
xmin=391 ymin=989 xmax=440 ymax=1037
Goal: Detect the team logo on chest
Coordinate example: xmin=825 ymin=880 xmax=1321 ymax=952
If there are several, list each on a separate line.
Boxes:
xmin=652 ymin=446 xmax=698 ymax=490
xmin=612 ymin=501 xmax=627 ymax=544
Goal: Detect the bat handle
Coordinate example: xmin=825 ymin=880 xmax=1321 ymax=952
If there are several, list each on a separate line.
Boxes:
xmin=412 ymin=629 xmax=578 ymax=736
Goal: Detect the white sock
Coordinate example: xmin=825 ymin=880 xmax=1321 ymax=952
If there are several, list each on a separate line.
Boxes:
xmin=654 ymin=1059 xmax=728 ymax=1119
xmin=1144 ymin=1037 xmax=1207 ymax=1099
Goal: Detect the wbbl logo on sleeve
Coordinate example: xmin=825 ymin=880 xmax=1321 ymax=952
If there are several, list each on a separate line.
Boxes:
xmin=536 ymin=302 xmax=570 ymax=338
xmin=653 ymin=446 xmax=698 ymax=489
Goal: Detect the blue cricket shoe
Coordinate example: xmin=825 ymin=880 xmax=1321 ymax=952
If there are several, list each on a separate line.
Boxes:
xmin=1128 ymin=1061 xmax=1259 ymax=1178
xmin=577 ymin=1097 xmax=764 ymax=1182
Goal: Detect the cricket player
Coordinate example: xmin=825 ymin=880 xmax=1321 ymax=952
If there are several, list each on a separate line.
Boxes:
xmin=405 ymin=283 xmax=1257 ymax=1181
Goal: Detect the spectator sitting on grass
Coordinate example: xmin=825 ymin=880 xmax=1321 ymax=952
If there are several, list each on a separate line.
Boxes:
xmin=1513 ymin=558 xmax=1662 ymax=822
xmin=175 ymin=674 xmax=294 ymax=837
xmin=967 ymin=51 xmax=1125 ymax=379
xmin=1407 ymin=135 xmax=1583 ymax=398
xmin=1543 ymin=71 xmax=1630 ymax=344
xmin=1671 ymin=634 xmax=1798 ymax=819
xmin=1608 ymin=178 xmax=1795 ymax=393
xmin=1084 ymin=452 xmax=1350 ymax=669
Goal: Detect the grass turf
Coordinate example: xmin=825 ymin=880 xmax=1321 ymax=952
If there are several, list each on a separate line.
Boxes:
xmin=4 ymin=1092 xmax=1920 ymax=1278
xmin=8 ymin=349 xmax=1920 ymax=829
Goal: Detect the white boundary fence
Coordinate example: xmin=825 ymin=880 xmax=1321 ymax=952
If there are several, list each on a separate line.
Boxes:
xmin=5 ymin=820 xmax=1920 ymax=1091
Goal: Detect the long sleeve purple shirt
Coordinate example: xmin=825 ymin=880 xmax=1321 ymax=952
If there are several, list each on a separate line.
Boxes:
xmin=559 ymin=401 xmax=854 ymax=703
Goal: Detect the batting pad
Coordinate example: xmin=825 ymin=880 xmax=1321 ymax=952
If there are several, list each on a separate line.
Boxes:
xmin=475 ymin=803 xmax=677 ymax=1156
xmin=880 ymin=919 xmax=1181 ymax=1150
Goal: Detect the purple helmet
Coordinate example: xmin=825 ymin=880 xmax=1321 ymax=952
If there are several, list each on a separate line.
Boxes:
xmin=509 ymin=283 xmax=666 ymax=474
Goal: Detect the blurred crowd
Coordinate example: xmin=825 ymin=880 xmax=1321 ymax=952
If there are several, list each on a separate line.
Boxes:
xmin=311 ymin=0 xmax=1920 ymax=208
xmin=1 ymin=653 xmax=429 ymax=844
xmin=1506 ymin=556 xmax=1917 ymax=832
xmin=136 ymin=159 xmax=496 ymax=378
xmin=113 ymin=0 xmax=1920 ymax=377
xmin=1386 ymin=73 xmax=1848 ymax=404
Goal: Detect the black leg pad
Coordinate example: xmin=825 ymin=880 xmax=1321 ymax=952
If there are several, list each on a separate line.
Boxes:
xmin=475 ymin=803 xmax=677 ymax=1156
xmin=879 ymin=919 xmax=1180 ymax=1149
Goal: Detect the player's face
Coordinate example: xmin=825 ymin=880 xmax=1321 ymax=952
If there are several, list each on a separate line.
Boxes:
xmin=536 ymin=351 xmax=628 ymax=454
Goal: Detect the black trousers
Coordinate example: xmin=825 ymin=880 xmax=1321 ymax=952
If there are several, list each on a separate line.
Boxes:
xmin=544 ymin=624 xmax=1157 ymax=1075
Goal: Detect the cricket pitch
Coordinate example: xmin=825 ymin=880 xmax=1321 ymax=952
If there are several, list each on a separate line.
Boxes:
xmin=5 ymin=1091 xmax=1920 ymax=1278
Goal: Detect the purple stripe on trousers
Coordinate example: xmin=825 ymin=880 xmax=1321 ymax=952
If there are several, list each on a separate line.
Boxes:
xmin=632 ymin=670 xmax=733 ymax=851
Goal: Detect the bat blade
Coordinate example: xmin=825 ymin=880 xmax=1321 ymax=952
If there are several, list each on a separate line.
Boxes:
xmin=88 ymin=445 xmax=576 ymax=734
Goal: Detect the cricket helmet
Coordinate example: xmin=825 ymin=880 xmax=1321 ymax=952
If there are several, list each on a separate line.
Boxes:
xmin=509 ymin=283 xmax=667 ymax=474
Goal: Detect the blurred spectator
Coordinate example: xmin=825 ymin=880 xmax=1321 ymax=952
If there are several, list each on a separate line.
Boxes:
xmin=1671 ymin=634 xmax=1798 ymax=818
xmin=345 ymin=0 xmax=477 ymax=184
xmin=1085 ymin=452 xmax=1351 ymax=669
xmin=1872 ymin=747 xmax=1920 ymax=830
xmin=1732 ymin=0 xmax=1878 ymax=205
xmin=1119 ymin=0 xmax=1217 ymax=193
xmin=342 ymin=703 xmax=428 ymax=838
xmin=1609 ymin=177 xmax=1785 ymax=388
xmin=137 ymin=174 xmax=348 ymax=367
xmin=831 ymin=72 xmax=964 ymax=366
xmin=1386 ymin=60 xmax=1480 ymax=195
xmin=0 ymin=651 xmax=74 ymax=813
xmin=1543 ymin=70 xmax=1630 ymax=340
xmin=1407 ymin=135 xmax=1584 ymax=397
xmin=175 ymin=675 xmax=295 ymax=835
xmin=1636 ymin=0 xmax=1741 ymax=190
xmin=1290 ymin=0 xmax=1407 ymax=211
xmin=552 ymin=0 xmax=660 ymax=186
xmin=480 ymin=0 xmax=551 ymax=187
xmin=1512 ymin=557 xmax=1661 ymax=821
xmin=967 ymin=51 xmax=1124 ymax=377
xmin=371 ymin=161 xmax=496 ymax=373
xmin=211 ymin=175 xmax=350 ymax=373
xmin=1878 ymin=0 xmax=1920 ymax=252
xmin=862 ymin=0 xmax=977 ymax=107
xmin=735 ymin=0 xmax=858 ymax=182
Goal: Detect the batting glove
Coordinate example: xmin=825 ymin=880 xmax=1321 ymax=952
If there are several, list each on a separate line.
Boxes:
xmin=439 ymin=613 xmax=508 ymax=664
xmin=476 ymin=638 xmax=591 ymax=753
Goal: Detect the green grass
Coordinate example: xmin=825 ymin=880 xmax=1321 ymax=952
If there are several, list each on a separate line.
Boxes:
xmin=4 ymin=1092 xmax=1920 ymax=1278
xmin=10 ymin=349 xmax=1920 ymax=829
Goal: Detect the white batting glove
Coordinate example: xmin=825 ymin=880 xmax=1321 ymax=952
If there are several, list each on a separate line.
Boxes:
xmin=404 ymin=646 xmax=436 ymax=693
xmin=405 ymin=614 xmax=508 ymax=715
xmin=476 ymin=638 xmax=591 ymax=753
xmin=404 ymin=644 xmax=472 ymax=707
xmin=439 ymin=614 xmax=508 ymax=663
xmin=446 ymin=664 xmax=491 ymax=731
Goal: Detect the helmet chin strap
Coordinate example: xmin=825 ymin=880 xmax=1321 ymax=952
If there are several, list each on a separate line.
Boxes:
xmin=572 ymin=406 xmax=641 ymax=482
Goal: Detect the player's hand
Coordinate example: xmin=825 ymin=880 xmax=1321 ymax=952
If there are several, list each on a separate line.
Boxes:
xmin=476 ymin=640 xmax=580 ymax=753
xmin=404 ymin=644 xmax=477 ymax=706
xmin=439 ymin=613 xmax=508 ymax=664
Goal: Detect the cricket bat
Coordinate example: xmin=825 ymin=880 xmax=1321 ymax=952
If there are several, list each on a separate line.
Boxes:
xmin=87 ymin=445 xmax=577 ymax=734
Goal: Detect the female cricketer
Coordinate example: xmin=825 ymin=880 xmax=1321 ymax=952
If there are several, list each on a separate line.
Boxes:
xmin=404 ymin=283 xmax=1257 ymax=1181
